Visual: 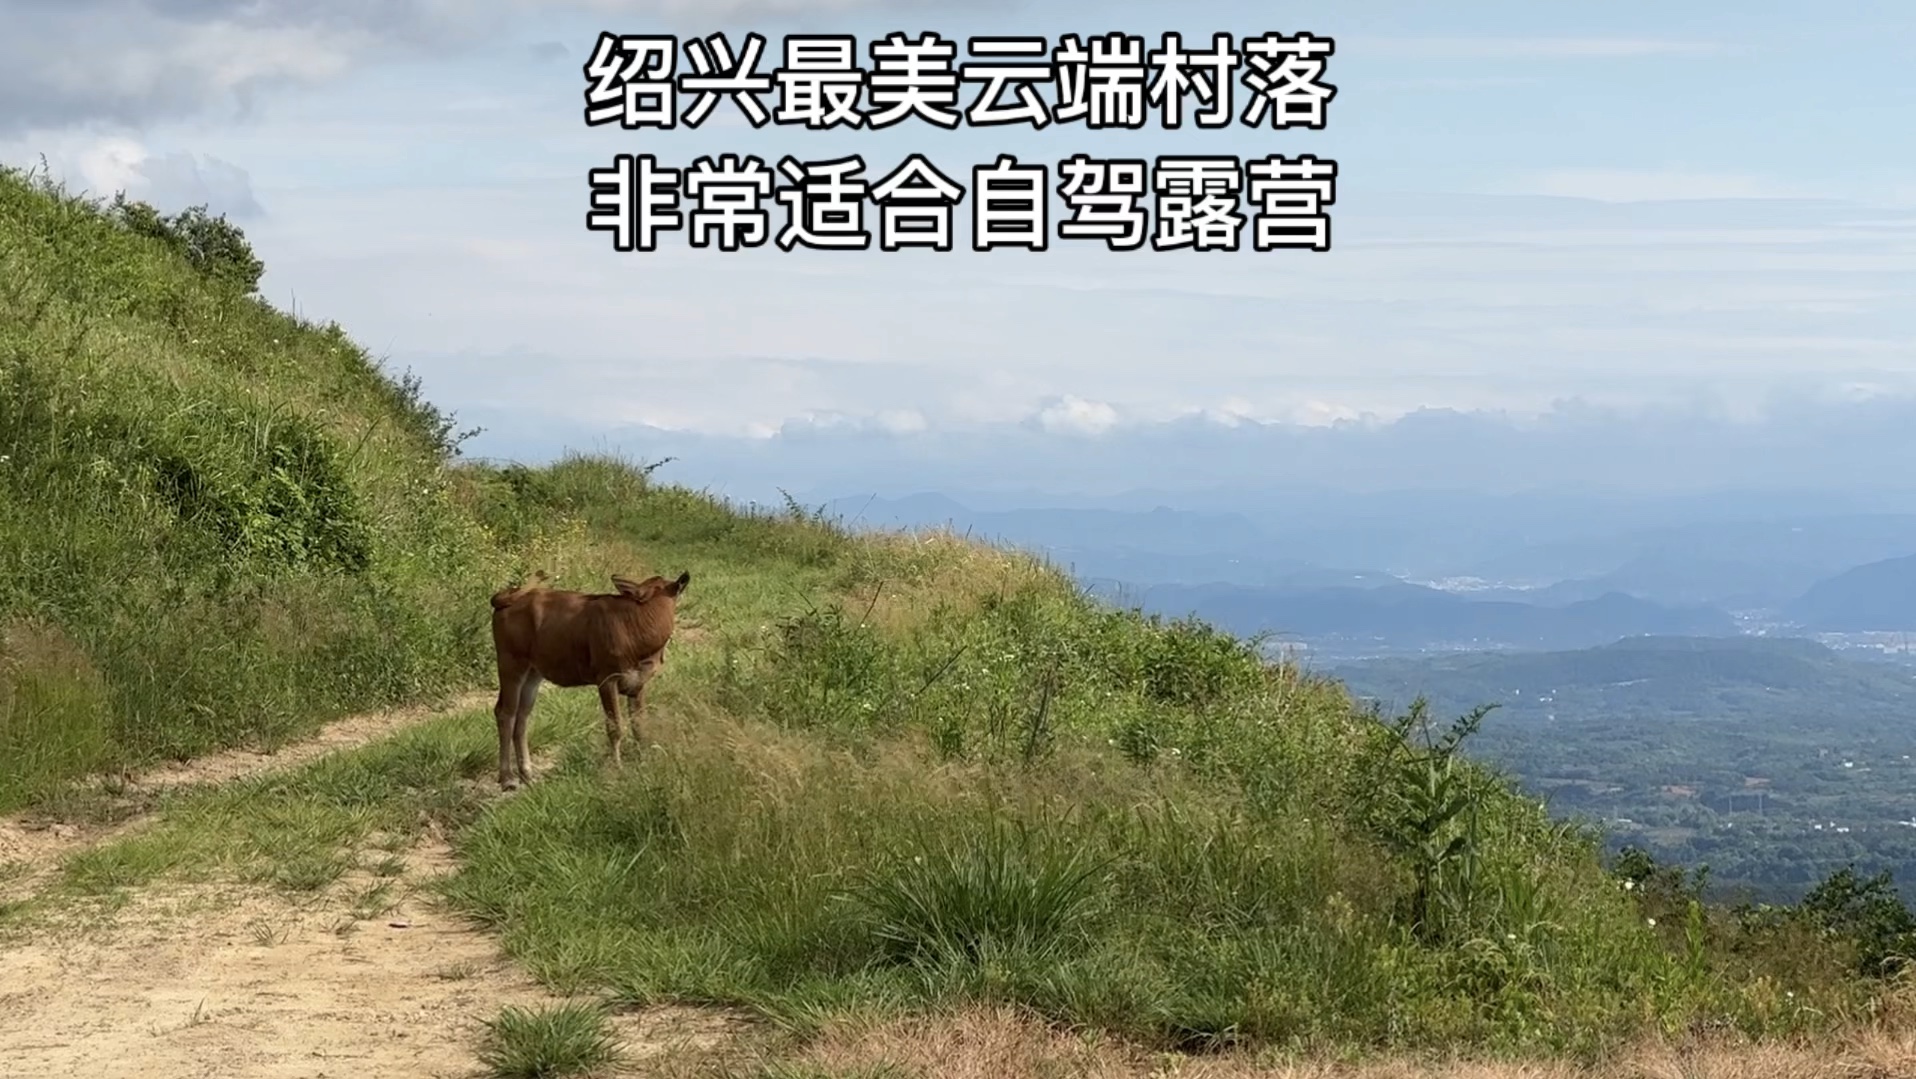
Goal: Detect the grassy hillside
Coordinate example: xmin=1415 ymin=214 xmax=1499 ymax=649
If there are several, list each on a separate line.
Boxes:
xmin=0 ymin=163 xmax=534 ymax=808
xmin=6 ymin=163 xmax=1916 ymax=1069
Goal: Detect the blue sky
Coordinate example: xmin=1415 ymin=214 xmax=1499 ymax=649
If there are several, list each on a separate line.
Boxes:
xmin=3 ymin=0 xmax=1913 ymax=495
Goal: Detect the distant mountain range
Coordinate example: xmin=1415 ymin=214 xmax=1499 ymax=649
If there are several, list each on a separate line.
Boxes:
xmin=822 ymin=493 xmax=1916 ymax=648
xmin=1785 ymin=554 xmax=1916 ymax=631
xmin=1333 ymin=635 xmax=1916 ymax=726
xmin=1084 ymin=579 xmax=1736 ymax=654
xmin=824 ymin=493 xmax=1916 ymax=593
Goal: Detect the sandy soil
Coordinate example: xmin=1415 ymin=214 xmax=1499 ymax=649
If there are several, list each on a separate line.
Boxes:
xmin=0 ymin=831 xmax=747 ymax=1078
xmin=0 ymin=690 xmax=495 ymax=903
xmin=0 ymin=665 xmax=760 ymax=1078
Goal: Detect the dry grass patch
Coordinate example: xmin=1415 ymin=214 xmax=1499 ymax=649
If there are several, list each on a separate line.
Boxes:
xmin=841 ymin=529 xmax=1066 ymax=637
xmin=763 ymin=1006 xmax=1916 ymax=1079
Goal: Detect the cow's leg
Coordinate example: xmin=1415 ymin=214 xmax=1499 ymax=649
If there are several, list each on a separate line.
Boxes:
xmin=623 ymin=685 xmax=645 ymax=748
xmin=598 ymin=679 xmax=624 ymax=770
xmin=494 ymin=665 xmax=527 ymax=791
xmin=512 ymin=672 xmax=542 ymax=787
xmin=625 ymin=656 xmax=661 ymax=748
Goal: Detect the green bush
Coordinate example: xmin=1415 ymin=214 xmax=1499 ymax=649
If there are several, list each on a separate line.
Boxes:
xmin=106 ymin=194 xmax=264 ymax=295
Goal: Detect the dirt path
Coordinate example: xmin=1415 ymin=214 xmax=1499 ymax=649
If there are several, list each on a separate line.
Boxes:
xmin=0 ymin=830 xmax=748 ymax=1078
xmin=0 ymin=684 xmax=756 ymax=1077
xmin=0 ymin=689 xmax=496 ymax=901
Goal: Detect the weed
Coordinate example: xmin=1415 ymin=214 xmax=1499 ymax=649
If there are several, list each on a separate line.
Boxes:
xmin=477 ymin=1001 xmax=624 ymax=1079
xmin=851 ymin=817 xmax=1111 ymax=968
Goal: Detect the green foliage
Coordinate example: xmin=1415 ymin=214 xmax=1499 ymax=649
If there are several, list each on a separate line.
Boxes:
xmin=1795 ymin=866 xmax=1916 ymax=977
xmin=0 ymin=160 xmax=503 ymax=808
xmin=150 ymin=406 xmax=374 ymax=576
xmin=106 ymin=192 xmax=264 ymax=295
xmin=1729 ymin=865 xmax=1916 ymax=981
xmin=852 ymin=817 xmax=1112 ymax=967
xmin=435 ymin=556 xmax=1886 ymax=1057
xmin=1366 ymin=699 xmax=1500 ymax=942
xmin=0 ymin=621 xmax=114 ymax=799
xmin=1339 ymin=637 xmax=1916 ymax=904
xmin=478 ymin=1002 xmax=624 ymax=1079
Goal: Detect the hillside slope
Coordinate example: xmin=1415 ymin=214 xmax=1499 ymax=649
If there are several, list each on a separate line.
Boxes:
xmin=1788 ymin=554 xmax=1916 ymax=631
xmin=6 ymin=165 xmax=1916 ymax=1071
xmin=0 ymin=164 xmax=522 ymax=808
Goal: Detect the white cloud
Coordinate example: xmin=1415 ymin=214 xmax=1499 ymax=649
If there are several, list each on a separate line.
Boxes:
xmin=9 ymin=133 xmax=265 ymax=218
xmin=0 ymin=6 xmax=381 ymax=136
xmin=0 ymin=0 xmax=948 ymax=136
xmin=1365 ymin=36 xmax=1728 ymax=59
xmin=875 ymin=408 xmax=930 ymax=434
xmin=1036 ymin=396 xmax=1121 ymax=436
xmin=69 ymin=137 xmax=150 ymax=200
xmin=1504 ymin=169 xmax=1822 ymax=203
xmin=229 ymin=164 xmax=1916 ymax=441
xmin=549 ymin=0 xmax=938 ymax=12
xmin=8 ymin=7 xmax=1909 ymax=453
xmin=132 ymin=150 xmax=266 ymax=218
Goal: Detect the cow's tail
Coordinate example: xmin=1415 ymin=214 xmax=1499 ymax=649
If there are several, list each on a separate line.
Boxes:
xmin=491 ymin=570 xmax=550 ymax=610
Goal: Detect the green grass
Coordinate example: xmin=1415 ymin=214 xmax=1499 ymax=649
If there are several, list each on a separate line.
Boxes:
xmin=478 ymin=1001 xmax=625 ymax=1079
xmin=5 ymin=152 xmax=1916 ymax=1070
xmin=0 ymin=161 xmax=860 ymax=812
xmin=49 ymin=706 xmax=510 ymax=899
xmin=0 ymin=162 xmax=509 ymax=808
xmin=24 ymin=500 xmax=1882 ymax=1058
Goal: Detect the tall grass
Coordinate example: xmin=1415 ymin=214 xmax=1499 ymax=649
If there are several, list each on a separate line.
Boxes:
xmin=0 ymin=164 xmax=533 ymax=809
xmin=432 ymin=535 xmax=1895 ymax=1060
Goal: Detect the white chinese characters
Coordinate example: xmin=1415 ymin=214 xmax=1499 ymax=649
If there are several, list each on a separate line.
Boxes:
xmin=582 ymin=29 xmax=1340 ymax=254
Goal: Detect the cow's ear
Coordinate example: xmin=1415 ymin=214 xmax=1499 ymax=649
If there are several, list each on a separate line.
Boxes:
xmin=667 ymin=570 xmax=691 ymax=596
xmin=612 ymin=575 xmax=664 ymax=604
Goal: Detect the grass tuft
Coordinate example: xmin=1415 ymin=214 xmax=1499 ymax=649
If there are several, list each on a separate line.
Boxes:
xmin=852 ymin=817 xmax=1111 ymax=969
xmin=477 ymin=1001 xmax=624 ymax=1079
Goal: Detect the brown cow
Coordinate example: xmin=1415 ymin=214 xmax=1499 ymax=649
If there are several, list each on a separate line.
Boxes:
xmin=487 ymin=568 xmax=692 ymax=790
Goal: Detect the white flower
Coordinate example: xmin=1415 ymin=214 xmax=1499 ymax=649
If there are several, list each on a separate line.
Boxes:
xmin=1646 ymin=917 xmax=1657 ymax=928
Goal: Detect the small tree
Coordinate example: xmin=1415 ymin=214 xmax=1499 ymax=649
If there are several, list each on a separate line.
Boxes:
xmin=108 ymin=194 xmax=265 ymax=294
xmin=1797 ymin=865 xmax=1916 ymax=979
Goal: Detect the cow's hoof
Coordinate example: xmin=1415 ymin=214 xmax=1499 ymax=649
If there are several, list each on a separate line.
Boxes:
xmin=500 ymin=779 xmax=519 ymax=792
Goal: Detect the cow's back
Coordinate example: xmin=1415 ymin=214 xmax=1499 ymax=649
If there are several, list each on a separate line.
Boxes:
xmin=493 ymin=589 xmax=601 ymax=687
